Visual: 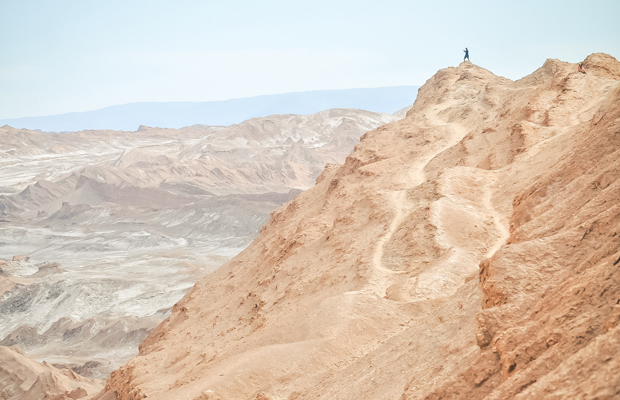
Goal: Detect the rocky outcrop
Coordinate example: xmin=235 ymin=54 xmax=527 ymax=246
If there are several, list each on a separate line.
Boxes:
xmin=99 ymin=53 xmax=620 ymax=399
xmin=0 ymin=345 xmax=102 ymax=400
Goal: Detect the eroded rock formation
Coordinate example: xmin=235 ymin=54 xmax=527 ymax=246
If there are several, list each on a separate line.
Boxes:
xmin=99 ymin=53 xmax=620 ymax=399
xmin=0 ymin=108 xmax=405 ymax=393
xmin=0 ymin=345 xmax=102 ymax=400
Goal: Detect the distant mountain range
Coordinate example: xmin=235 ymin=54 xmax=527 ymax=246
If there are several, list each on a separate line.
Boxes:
xmin=0 ymin=86 xmax=419 ymax=132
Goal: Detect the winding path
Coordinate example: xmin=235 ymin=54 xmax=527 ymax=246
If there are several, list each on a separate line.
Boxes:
xmin=366 ymin=101 xmax=510 ymax=299
xmin=367 ymin=103 xmax=470 ymax=297
xmin=482 ymin=173 xmax=511 ymax=259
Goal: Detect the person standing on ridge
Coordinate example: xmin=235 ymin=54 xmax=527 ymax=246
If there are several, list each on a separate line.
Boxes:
xmin=464 ymin=47 xmax=470 ymax=62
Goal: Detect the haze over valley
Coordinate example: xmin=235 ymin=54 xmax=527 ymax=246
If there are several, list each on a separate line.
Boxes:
xmin=1 ymin=1 xmax=618 ymax=398
xmin=0 ymin=87 xmax=418 ymax=132
xmin=0 ymin=107 xmax=407 ymax=382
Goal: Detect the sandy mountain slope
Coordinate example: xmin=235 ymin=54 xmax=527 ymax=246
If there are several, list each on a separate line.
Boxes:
xmin=99 ymin=53 xmax=620 ymax=400
xmin=0 ymin=108 xmax=403 ymax=380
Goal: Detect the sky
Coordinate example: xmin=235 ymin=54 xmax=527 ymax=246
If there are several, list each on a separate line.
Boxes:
xmin=1 ymin=0 xmax=619 ymax=119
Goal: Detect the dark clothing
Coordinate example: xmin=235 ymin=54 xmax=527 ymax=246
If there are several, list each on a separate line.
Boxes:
xmin=464 ymin=49 xmax=470 ymax=61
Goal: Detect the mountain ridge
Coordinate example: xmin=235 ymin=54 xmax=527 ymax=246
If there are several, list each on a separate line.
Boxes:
xmin=0 ymin=86 xmax=419 ymax=132
xmin=0 ymin=107 xmax=406 ymax=394
xmin=98 ymin=53 xmax=620 ymax=399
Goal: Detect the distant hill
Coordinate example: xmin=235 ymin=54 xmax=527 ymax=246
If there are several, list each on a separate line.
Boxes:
xmin=0 ymin=86 xmax=418 ymax=132
xmin=0 ymin=108 xmax=405 ymax=381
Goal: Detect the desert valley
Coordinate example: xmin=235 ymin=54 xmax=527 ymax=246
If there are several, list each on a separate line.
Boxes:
xmin=0 ymin=107 xmax=406 ymax=392
xmin=1 ymin=53 xmax=620 ymax=400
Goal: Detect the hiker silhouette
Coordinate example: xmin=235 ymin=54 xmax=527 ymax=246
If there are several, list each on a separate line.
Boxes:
xmin=464 ymin=48 xmax=470 ymax=62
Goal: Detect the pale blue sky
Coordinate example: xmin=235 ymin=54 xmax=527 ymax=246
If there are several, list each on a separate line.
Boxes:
xmin=1 ymin=0 xmax=618 ymax=119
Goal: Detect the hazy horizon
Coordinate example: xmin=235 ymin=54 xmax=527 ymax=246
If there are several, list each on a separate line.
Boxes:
xmin=0 ymin=86 xmax=419 ymax=132
xmin=2 ymin=0 xmax=618 ymax=120
xmin=2 ymin=85 xmax=416 ymax=119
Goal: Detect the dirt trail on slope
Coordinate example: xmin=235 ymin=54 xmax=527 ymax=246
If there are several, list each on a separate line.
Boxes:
xmin=368 ymin=100 xmax=472 ymax=299
xmin=482 ymin=172 xmax=510 ymax=259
